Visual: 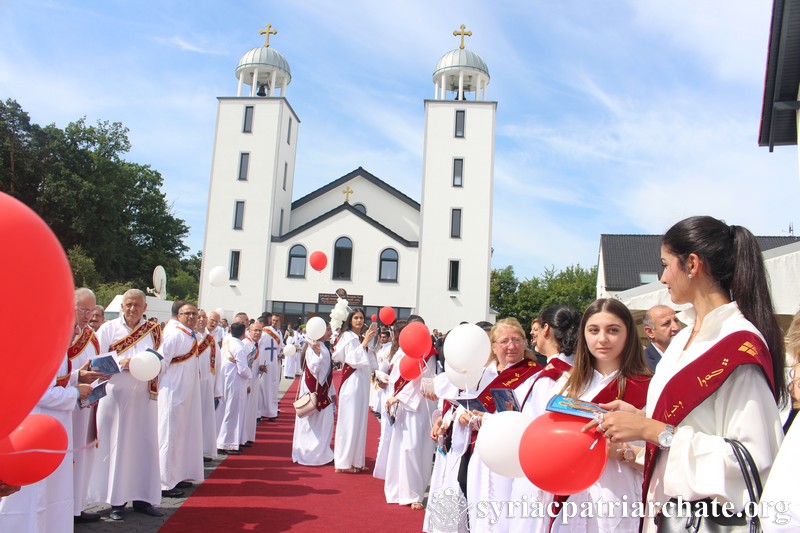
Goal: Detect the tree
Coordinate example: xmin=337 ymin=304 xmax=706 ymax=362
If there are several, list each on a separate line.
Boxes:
xmin=490 ymin=266 xmax=519 ymax=319
xmin=68 ymin=245 xmax=102 ymax=289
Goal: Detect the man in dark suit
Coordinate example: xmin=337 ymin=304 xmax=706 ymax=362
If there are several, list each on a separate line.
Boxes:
xmin=643 ymin=305 xmax=681 ymax=371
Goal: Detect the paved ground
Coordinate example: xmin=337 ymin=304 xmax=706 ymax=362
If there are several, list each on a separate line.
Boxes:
xmin=76 ymin=375 xmax=296 ymax=533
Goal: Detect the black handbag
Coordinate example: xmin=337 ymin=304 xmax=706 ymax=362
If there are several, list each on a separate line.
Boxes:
xmin=654 ymin=438 xmax=762 ymax=533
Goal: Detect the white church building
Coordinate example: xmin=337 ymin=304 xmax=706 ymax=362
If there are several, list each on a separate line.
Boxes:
xmin=198 ymin=25 xmax=496 ymax=331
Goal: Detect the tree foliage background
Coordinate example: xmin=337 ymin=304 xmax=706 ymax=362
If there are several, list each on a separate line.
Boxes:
xmin=490 ymin=264 xmax=598 ymax=329
xmin=0 ymin=99 xmax=200 ymax=304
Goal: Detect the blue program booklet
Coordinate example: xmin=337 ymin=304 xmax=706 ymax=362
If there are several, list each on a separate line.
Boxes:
xmin=491 ymin=388 xmax=520 ymax=412
xmin=79 ymin=380 xmax=108 ymax=408
xmin=456 ymin=396 xmax=488 ymax=412
xmin=545 ymin=394 xmax=607 ymax=420
xmin=91 ymin=352 xmax=121 ymax=375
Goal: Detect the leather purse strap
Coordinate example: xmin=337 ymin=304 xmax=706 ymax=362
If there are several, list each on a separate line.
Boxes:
xmin=723 ymin=438 xmax=762 ymax=533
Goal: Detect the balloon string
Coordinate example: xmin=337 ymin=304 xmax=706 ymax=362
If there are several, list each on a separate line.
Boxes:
xmin=589 ymin=434 xmax=601 ymax=450
xmin=0 ymin=439 xmax=98 ymax=456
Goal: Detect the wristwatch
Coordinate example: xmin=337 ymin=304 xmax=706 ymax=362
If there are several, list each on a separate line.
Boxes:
xmin=658 ymin=424 xmax=675 ymax=449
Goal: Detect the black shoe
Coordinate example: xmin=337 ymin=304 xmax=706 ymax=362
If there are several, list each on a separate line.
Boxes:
xmin=176 ymin=481 xmax=193 ymax=489
xmin=109 ymin=505 xmax=126 ymax=521
xmin=268 ymin=417 xmax=277 ymax=422
xmin=218 ymin=448 xmax=240 ymax=455
xmin=133 ymin=502 xmax=164 ymax=517
xmin=161 ymin=488 xmax=184 ymax=498
xmin=203 ymin=456 xmax=213 ymax=462
xmin=74 ymin=511 xmax=101 ymax=523
xmin=241 ymin=442 xmax=252 ymax=448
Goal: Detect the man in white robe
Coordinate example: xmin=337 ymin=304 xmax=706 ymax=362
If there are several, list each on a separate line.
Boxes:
xmin=89 ymin=289 xmax=164 ymax=521
xmin=241 ymin=322 xmax=263 ymax=446
xmin=258 ymin=312 xmax=282 ymax=421
xmin=216 ymin=322 xmax=252 ymax=454
xmin=195 ymin=309 xmax=219 ymax=461
xmin=157 ymin=301 xmax=204 ymax=495
xmin=0 ymin=345 xmax=92 ymax=531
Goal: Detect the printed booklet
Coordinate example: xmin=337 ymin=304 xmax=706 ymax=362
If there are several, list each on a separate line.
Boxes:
xmin=545 ymin=394 xmax=607 ymax=419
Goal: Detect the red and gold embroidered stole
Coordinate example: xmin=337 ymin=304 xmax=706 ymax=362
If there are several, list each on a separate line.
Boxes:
xmin=68 ymin=326 xmax=100 ymax=361
xmin=197 ymin=333 xmax=216 ymax=374
xmin=263 ymin=328 xmax=282 ymax=346
xmin=520 ymin=357 xmax=573 ymax=411
xmin=477 ymin=359 xmax=541 ymax=414
xmin=170 ymin=325 xmax=199 ymax=365
xmin=110 ymin=320 xmax=163 ymax=399
xmin=640 ymin=330 xmax=774 ymax=514
xmin=393 ymin=351 xmax=437 ymax=396
xmin=304 ymin=359 xmax=334 ymax=411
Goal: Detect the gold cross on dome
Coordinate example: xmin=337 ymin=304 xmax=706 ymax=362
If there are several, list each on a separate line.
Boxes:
xmin=453 ymin=24 xmax=472 ymax=49
xmin=259 ymin=24 xmax=278 ymax=48
xmin=342 ymin=186 xmax=354 ymax=203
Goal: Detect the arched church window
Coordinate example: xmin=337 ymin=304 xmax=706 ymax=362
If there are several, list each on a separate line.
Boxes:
xmin=379 ymin=248 xmax=398 ymax=282
xmin=333 ymin=237 xmax=353 ymax=280
xmin=287 ymin=245 xmax=306 ymax=278
xmin=353 ymin=203 xmax=367 ymax=215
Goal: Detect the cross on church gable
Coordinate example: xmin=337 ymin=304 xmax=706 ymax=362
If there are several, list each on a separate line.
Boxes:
xmin=259 ymin=23 xmax=278 ymax=48
xmin=453 ymin=24 xmax=472 ymax=49
xmin=342 ymin=185 xmax=354 ymax=203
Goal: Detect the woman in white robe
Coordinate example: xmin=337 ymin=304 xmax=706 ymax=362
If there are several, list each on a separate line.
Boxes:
xmin=332 ymin=308 xmax=378 ymax=472
xmin=596 ymin=217 xmax=786 ymax=533
xmin=292 ymin=323 xmax=337 ymax=465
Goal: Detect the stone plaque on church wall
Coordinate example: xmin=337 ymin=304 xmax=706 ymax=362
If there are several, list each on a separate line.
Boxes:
xmin=318 ymin=293 xmax=363 ymax=306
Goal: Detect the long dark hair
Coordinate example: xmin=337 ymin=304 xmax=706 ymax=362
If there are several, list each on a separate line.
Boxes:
xmin=662 ymin=216 xmax=786 ymax=407
xmin=538 ymin=304 xmax=581 ymax=355
xmin=340 ymin=308 xmax=366 ymax=336
xmin=564 ymin=299 xmax=651 ymax=399
xmin=389 ymin=319 xmax=408 ymax=359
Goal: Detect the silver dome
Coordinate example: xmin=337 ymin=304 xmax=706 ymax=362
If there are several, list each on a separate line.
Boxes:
xmin=236 ymin=46 xmax=292 ymax=85
xmin=433 ymin=48 xmax=489 ymax=81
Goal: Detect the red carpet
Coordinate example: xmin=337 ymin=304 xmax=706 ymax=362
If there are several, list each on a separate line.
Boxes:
xmin=160 ymin=376 xmax=424 ymax=532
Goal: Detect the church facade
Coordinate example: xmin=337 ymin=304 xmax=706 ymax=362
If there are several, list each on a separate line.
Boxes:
xmin=198 ymin=25 xmax=496 ymax=332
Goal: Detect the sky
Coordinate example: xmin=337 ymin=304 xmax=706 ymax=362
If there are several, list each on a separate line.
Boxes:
xmin=2 ymin=0 xmax=798 ymax=282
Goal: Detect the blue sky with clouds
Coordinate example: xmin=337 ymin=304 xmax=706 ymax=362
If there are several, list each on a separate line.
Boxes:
xmin=2 ymin=1 xmax=798 ymax=281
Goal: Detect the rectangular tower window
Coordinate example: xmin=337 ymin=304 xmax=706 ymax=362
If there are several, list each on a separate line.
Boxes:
xmin=448 ymin=260 xmax=460 ymax=291
xmin=243 ymin=106 xmax=254 ymax=133
xmin=279 ymin=208 xmax=284 ymax=235
xmin=233 ymin=200 xmax=245 ymax=230
xmin=455 ymin=110 xmax=465 ymax=138
xmin=453 ymin=158 xmax=464 ymax=187
xmin=287 ymin=117 xmax=292 ymax=144
xmin=283 ymin=162 xmax=288 ymax=191
xmin=229 ymin=250 xmax=241 ymax=280
xmin=450 ymin=208 xmax=462 ymax=238
xmin=238 ymin=152 xmax=250 ymax=181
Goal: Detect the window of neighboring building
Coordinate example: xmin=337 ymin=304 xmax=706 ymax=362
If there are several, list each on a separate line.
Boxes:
xmin=233 ymin=200 xmax=245 ymax=230
xmin=379 ymin=248 xmax=398 ymax=282
xmin=640 ymin=272 xmax=659 ymax=285
xmin=229 ymin=250 xmax=241 ymax=280
xmin=238 ymin=152 xmax=250 ymax=181
xmin=333 ymin=237 xmax=353 ymax=280
xmin=448 ymin=260 xmax=460 ymax=291
xmin=353 ymin=203 xmax=367 ymax=215
xmin=287 ymin=117 xmax=292 ymax=144
xmin=288 ymin=245 xmax=306 ymax=278
xmin=243 ymin=106 xmax=254 ymax=133
xmin=453 ymin=158 xmax=464 ymax=187
xmin=451 ymin=208 xmax=462 ymax=238
xmin=455 ymin=110 xmax=465 ymax=138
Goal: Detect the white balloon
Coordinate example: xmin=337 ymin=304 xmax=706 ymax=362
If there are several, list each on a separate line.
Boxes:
xmin=444 ymin=362 xmax=483 ymax=392
xmin=444 ymin=323 xmax=492 ymax=374
xmin=476 ymin=411 xmax=533 ymax=478
xmin=283 ymin=344 xmax=297 ymax=357
xmin=305 ymin=316 xmax=327 ymax=341
xmin=208 ymin=265 xmax=228 ymax=287
xmin=129 ymin=350 xmax=162 ymax=382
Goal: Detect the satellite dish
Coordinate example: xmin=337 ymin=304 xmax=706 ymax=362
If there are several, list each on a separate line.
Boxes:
xmin=149 ymin=265 xmax=167 ymax=300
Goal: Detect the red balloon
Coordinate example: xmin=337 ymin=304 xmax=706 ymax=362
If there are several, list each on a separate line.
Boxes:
xmin=309 ymin=251 xmax=328 ymax=272
xmin=378 ymin=306 xmax=396 ymax=325
xmin=371 ymin=314 xmax=377 ymax=321
xmin=0 ymin=193 xmax=75 ymax=440
xmin=0 ymin=414 xmax=68 ymax=486
xmin=399 ymin=355 xmax=424 ymax=380
xmin=518 ymin=412 xmax=608 ymax=494
xmin=399 ymin=321 xmax=431 ymax=359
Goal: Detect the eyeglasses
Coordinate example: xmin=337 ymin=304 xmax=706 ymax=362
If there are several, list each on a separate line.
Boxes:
xmin=77 ymin=307 xmax=94 ymax=315
xmin=179 ymin=312 xmax=198 ymax=316
xmin=494 ymin=338 xmax=524 ymax=347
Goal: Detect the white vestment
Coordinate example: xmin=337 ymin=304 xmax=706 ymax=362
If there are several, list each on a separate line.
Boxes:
xmin=67 ymin=326 xmax=100 ymax=517
xmin=241 ymin=337 xmax=261 ymax=444
xmin=157 ymin=320 xmax=203 ymax=490
xmin=0 ymin=356 xmax=78 ymax=533
xmin=216 ymin=337 xmax=251 ymax=450
xmin=88 ymin=317 xmax=161 ymax=507
xmin=283 ymin=332 xmax=300 ymax=378
xmin=373 ymin=348 xmax=403 ymax=480
xmin=258 ymin=329 xmax=282 ymax=418
xmin=332 ymin=330 xmax=377 ymax=470
xmin=642 ymin=302 xmax=783 ymax=532
xmin=382 ymin=351 xmax=437 ymax=505
xmin=292 ymin=343 xmax=337 ymax=465
xmin=760 ymin=411 xmax=800 ymax=531
xmin=197 ymin=329 xmax=218 ymax=459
